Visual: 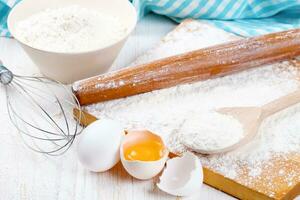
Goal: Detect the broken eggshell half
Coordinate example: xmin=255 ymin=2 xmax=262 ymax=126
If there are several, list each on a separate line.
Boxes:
xmin=157 ymin=152 xmax=203 ymax=197
xmin=120 ymin=130 xmax=169 ymax=180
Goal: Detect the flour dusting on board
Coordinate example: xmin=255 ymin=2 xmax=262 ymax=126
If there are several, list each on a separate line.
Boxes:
xmin=16 ymin=5 xmax=127 ymax=53
xmin=84 ymin=21 xmax=300 ymax=196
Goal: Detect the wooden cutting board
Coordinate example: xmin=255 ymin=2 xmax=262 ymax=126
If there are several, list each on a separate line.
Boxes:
xmin=74 ymin=20 xmax=300 ymax=200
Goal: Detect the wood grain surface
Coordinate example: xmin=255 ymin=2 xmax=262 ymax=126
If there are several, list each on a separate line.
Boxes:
xmin=73 ymin=107 xmax=300 ymax=200
xmin=73 ymin=29 xmax=300 ymax=105
xmin=74 ymin=19 xmax=300 ymax=200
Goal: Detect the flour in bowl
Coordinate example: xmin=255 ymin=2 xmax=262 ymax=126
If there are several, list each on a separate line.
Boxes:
xmin=16 ymin=5 xmax=127 ymax=52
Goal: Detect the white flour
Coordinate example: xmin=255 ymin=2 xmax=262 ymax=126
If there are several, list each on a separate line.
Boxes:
xmin=86 ymin=61 xmax=299 ymax=157
xmin=180 ymin=111 xmax=244 ymax=151
xmin=200 ymin=104 xmax=300 ymax=177
xmin=84 ymin=21 xmax=300 ymax=193
xmin=16 ymin=5 xmax=127 ymax=53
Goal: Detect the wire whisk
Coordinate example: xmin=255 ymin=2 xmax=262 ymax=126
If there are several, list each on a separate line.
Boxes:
xmin=0 ymin=60 xmax=84 ymax=156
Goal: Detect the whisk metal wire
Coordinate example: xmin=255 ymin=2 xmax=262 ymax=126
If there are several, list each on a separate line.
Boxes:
xmin=0 ymin=62 xmax=84 ymax=156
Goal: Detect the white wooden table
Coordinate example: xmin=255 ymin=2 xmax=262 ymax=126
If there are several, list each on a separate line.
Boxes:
xmin=0 ymin=14 xmax=237 ymax=200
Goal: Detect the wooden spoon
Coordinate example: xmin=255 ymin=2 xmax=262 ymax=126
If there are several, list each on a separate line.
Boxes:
xmin=185 ymin=89 xmax=300 ymax=154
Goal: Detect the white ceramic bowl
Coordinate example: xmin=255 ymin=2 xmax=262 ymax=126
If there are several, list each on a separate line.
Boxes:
xmin=8 ymin=0 xmax=137 ymax=83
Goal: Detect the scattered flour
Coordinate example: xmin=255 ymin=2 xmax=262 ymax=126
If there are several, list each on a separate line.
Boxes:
xmin=16 ymin=5 xmax=127 ymax=53
xmin=200 ymin=104 xmax=300 ymax=177
xmin=84 ymin=21 xmax=300 ymax=193
xmin=85 ymin=62 xmax=299 ymax=159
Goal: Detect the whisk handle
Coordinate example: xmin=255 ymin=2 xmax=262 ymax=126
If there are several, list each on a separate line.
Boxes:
xmin=0 ymin=61 xmax=13 ymax=85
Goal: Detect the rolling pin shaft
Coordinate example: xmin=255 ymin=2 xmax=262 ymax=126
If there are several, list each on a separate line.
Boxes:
xmin=73 ymin=29 xmax=300 ymax=105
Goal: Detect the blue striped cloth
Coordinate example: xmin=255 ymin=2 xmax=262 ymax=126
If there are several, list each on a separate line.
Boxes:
xmin=132 ymin=0 xmax=300 ymax=36
xmin=0 ymin=0 xmax=20 ymax=37
xmin=1 ymin=0 xmax=300 ymax=37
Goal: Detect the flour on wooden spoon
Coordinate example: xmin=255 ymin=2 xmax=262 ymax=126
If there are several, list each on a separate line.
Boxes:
xmin=180 ymin=111 xmax=244 ymax=151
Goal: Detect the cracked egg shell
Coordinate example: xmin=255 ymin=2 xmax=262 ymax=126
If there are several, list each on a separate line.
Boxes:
xmin=120 ymin=130 xmax=169 ymax=180
xmin=157 ymin=152 xmax=203 ymax=197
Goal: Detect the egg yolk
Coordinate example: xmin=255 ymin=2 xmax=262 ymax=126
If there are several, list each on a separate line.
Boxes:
xmin=124 ymin=139 xmax=165 ymax=161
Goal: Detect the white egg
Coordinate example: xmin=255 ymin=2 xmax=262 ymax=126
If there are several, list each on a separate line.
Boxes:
xmin=120 ymin=130 xmax=169 ymax=180
xmin=77 ymin=119 xmax=125 ymax=172
xmin=157 ymin=152 xmax=203 ymax=197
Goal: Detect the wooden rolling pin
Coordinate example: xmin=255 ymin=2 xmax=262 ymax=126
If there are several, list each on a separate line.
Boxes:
xmin=73 ymin=29 xmax=300 ymax=106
